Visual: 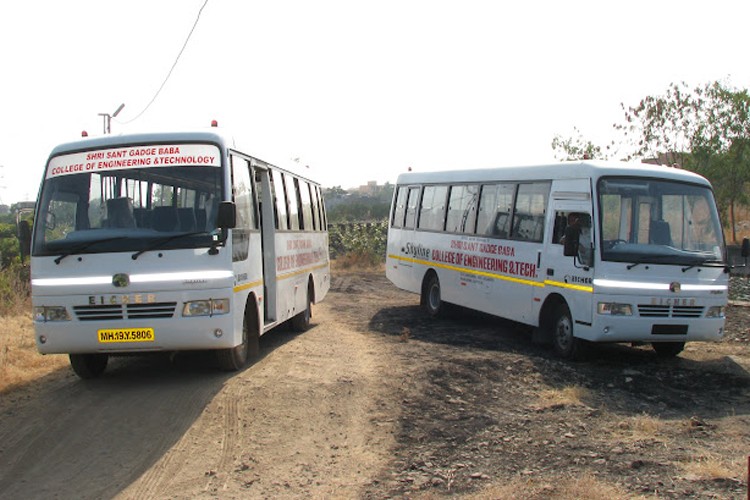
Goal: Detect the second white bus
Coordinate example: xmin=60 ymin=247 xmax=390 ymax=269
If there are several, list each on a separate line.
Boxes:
xmin=386 ymin=161 xmax=732 ymax=359
xmin=28 ymin=129 xmax=330 ymax=378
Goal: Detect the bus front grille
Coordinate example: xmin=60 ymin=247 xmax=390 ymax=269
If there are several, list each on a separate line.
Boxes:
xmin=637 ymin=304 xmax=704 ymax=318
xmin=74 ymin=302 xmax=177 ymax=321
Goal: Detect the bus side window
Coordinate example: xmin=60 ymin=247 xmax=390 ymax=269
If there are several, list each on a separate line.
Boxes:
xmin=391 ymin=187 xmax=408 ymax=228
xmin=418 ymin=185 xmax=448 ymax=231
xmin=270 ymin=171 xmax=288 ymax=230
xmin=404 ymin=187 xmax=421 ymax=230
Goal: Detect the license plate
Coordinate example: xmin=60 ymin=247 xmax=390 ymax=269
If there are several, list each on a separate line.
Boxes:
xmin=98 ymin=328 xmax=155 ymax=343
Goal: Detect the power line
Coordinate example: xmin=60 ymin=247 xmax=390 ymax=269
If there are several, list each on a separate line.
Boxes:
xmin=119 ymin=0 xmax=210 ymax=125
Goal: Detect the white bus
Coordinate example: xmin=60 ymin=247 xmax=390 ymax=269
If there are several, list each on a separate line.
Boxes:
xmin=386 ymin=161 xmax=735 ymax=359
xmin=27 ymin=129 xmax=330 ymax=378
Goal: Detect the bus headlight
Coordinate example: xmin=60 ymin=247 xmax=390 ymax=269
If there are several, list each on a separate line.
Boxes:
xmin=597 ymin=302 xmax=633 ymax=316
xmin=33 ymin=306 xmax=71 ymax=322
xmin=182 ymin=298 xmax=230 ymax=317
xmin=706 ymin=306 xmax=725 ymax=318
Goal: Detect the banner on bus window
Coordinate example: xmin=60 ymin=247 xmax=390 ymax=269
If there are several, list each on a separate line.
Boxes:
xmin=46 ymin=144 xmax=221 ymax=178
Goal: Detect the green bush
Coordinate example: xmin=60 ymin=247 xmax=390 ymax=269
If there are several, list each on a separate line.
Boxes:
xmin=328 ymin=222 xmax=387 ymax=266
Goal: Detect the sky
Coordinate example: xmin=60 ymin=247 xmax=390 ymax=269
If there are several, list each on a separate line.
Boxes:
xmin=1 ymin=0 xmax=749 ymax=205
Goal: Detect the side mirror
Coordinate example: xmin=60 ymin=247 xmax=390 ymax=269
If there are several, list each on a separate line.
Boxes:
xmin=216 ymin=201 xmax=237 ymax=229
xmin=563 ymin=226 xmax=579 ymax=257
xmin=742 ymin=237 xmax=750 ymax=258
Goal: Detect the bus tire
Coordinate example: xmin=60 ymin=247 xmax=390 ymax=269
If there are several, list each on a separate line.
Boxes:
xmin=217 ymin=308 xmax=259 ymax=371
xmin=291 ymin=282 xmax=313 ymax=332
xmin=652 ymin=341 xmax=684 ymax=358
xmin=421 ymin=272 xmax=443 ymax=317
xmin=551 ymin=304 xmax=584 ymax=360
xmin=69 ymin=353 xmax=108 ymax=379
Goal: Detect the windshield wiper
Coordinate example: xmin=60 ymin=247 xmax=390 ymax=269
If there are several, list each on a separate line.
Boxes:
xmin=626 ymin=262 xmax=642 ymax=270
xmin=681 ymin=259 xmax=723 ymax=272
xmin=54 ymin=237 xmax=130 ymax=265
xmin=131 ymin=232 xmax=208 ymax=260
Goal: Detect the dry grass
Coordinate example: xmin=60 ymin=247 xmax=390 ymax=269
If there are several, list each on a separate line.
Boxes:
xmin=612 ymin=413 xmax=666 ymax=443
xmin=465 ymin=473 xmax=635 ymax=500
xmin=678 ymin=449 xmax=745 ymax=482
xmin=331 ymin=255 xmax=385 ymax=273
xmin=534 ymin=385 xmax=590 ymax=410
xmin=0 ymin=314 xmax=67 ymax=394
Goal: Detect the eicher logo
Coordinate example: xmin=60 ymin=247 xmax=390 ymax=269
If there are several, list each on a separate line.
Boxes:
xmin=402 ymin=242 xmax=431 ymax=260
xmin=565 ymin=275 xmax=592 ymax=285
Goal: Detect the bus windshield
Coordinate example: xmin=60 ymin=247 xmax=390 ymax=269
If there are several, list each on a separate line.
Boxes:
xmin=598 ymin=177 xmax=725 ymax=267
xmin=33 ymin=148 xmax=224 ymax=258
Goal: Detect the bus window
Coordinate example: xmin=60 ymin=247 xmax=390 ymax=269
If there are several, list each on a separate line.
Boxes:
xmin=418 ymin=185 xmax=448 ymax=231
xmin=477 ymin=183 xmax=515 ymax=237
xmin=299 ymin=180 xmax=314 ymax=230
xmin=391 ymin=187 xmax=408 ymax=228
xmin=285 ymin=174 xmax=300 ymax=231
xmin=270 ymin=171 xmax=288 ymax=230
xmin=511 ymin=182 xmax=550 ymax=242
xmin=231 ymin=155 xmax=253 ymax=261
xmin=404 ymin=187 xmax=421 ymax=230
xmin=445 ymin=184 xmax=478 ymax=234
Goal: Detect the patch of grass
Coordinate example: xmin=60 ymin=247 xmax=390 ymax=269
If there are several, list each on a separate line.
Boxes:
xmin=0 ymin=315 xmax=68 ymax=394
xmin=468 ymin=473 xmax=633 ymax=500
xmin=678 ymin=449 xmax=743 ymax=481
xmin=534 ymin=385 xmax=590 ymax=410
xmin=613 ymin=413 xmax=665 ymax=443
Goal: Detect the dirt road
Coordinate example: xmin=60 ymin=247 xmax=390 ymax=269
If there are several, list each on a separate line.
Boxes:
xmin=0 ymin=272 xmax=749 ymax=499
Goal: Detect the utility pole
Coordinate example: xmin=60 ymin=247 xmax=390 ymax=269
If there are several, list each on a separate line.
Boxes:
xmin=98 ymin=103 xmax=125 ymax=134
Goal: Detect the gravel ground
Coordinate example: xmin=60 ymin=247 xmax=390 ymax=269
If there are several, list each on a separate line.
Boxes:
xmin=729 ymin=275 xmax=750 ymax=302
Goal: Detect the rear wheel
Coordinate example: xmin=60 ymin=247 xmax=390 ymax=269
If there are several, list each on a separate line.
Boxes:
xmin=421 ymin=273 xmax=443 ymax=317
xmin=217 ymin=309 xmax=259 ymax=371
xmin=652 ymin=341 xmax=685 ymax=358
xmin=291 ymin=283 xmax=313 ymax=332
xmin=551 ymin=304 xmax=585 ymax=360
xmin=69 ymin=353 xmax=108 ymax=379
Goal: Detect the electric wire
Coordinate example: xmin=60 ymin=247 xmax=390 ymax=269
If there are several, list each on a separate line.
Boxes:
xmin=118 ymin=0 xmax=209 ymax=125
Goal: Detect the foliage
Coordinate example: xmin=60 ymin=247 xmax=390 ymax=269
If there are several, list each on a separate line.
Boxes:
xmin=551 ymin=126 xmax=608 ymax=161
xmin=328 ymin=222 xmax=387 ymax=266
xmin=616 ymin=80 xmax=750 ymax=242
xmin=0 ymin=261 xmax=31 ymax=315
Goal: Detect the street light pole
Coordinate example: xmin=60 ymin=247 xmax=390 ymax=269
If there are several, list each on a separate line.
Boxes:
xmin=98 ymin=103 xmax=125 ymax=134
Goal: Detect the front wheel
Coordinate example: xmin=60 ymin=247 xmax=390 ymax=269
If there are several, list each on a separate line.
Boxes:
xmin=652 ymin=341 xmax=685 ymax=358
xmin=421 ymin=273 xmax=443 ymax=317
xmin=69 ymin=353 xmax=108 ymax=379
xmin=551 ymin=304 xmax=585 ymax=360
xmin=217 ymin=310 xmax=259 ymax=371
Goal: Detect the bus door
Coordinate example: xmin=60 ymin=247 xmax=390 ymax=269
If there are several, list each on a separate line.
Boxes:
xmin=256 ymin=168 xmax=278 ymax=323
xmin=541 ymin=196 xmax=594 ymax=327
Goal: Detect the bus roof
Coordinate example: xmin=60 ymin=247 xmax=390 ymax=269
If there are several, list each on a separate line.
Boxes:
xmin=394 ymin=160 xmax=712 ymax=187
xmin=47 ymin=130 xmax=233 ymax=157
xmin=45 ymin=130 xmax=322 ymax=185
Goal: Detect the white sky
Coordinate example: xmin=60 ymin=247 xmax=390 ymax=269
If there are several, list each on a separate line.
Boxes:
xmin=1 ymin=0 xmax=748 ymax=205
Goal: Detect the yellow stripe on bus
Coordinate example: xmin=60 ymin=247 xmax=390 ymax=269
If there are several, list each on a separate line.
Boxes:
xmin=388 ymin=254 xmax=544 ymax=288
xmin=543 ymin=279 xmax=594 ymax=293
xmin=233 ymin=279 xmax=263 ymax=293
xmin=276 ymin=261 xmax=330 ymax=282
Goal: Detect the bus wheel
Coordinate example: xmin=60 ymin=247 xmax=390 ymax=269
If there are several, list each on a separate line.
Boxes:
xmin=217 ymin=311 xmax=259 ymax=371
xmin=69 ymin=353 xmax=108 ymax=379
xmin=422 ymin=273 xmax=443 ymax=317
xmin=291 ymin=283 xmax=313 ymax=332
xmin=551 ymin=304 xmax=584 ymax=360
xmin=652 ymin=341 xmax=684 ymax=358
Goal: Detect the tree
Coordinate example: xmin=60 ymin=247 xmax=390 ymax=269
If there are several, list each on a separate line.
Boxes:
xmin=551 ymin=127 xmax=607 ymax=161
xmin=616 ymin=81 xmax=750 ymax=242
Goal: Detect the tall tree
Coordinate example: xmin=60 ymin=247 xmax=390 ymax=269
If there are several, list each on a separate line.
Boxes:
xmin=615 ymin=81 xmax=750 ymax=242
